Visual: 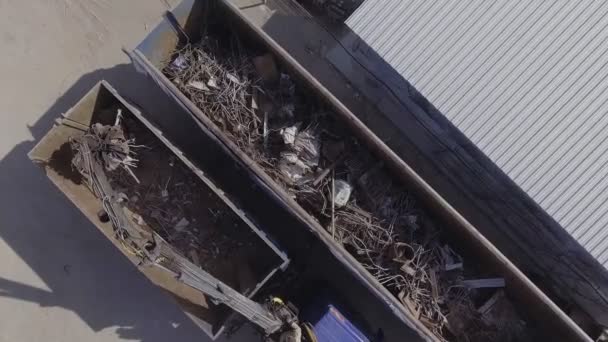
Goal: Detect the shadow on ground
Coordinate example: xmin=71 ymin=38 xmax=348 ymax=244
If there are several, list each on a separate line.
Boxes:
xmin=0 ymin=63 xmax=252 ymax=342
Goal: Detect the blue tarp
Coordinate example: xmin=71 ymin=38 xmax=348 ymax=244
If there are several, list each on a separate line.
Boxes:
xmin=305 ymin=302 xmax=369 ymax=342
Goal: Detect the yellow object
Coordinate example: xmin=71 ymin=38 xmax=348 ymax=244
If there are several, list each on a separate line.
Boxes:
xmin=271 ymin=297 xmax=285 ymax=305
xmin=302 ymin=322 xmax=317 ymax=342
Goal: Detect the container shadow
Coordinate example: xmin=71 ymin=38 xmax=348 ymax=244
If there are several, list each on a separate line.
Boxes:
xmin=0 ymin=63 xmax=251 ymax=342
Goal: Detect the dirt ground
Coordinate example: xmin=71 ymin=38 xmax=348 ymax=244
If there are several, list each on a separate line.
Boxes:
xmin=0 ymin=0 xmax=255 ymax=341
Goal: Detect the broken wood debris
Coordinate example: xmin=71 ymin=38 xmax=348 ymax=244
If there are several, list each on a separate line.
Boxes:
xmin=332 ymin=179 xmax=352 ymax=208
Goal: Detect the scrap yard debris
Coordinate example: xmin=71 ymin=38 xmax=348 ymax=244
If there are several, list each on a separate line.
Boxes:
xmin=165 ymin=33 xmax=533 ymax=341
xmin=70 ymin=107 xmax=277 ymax=292
xmin=70 ymin=111 xmax=151 ymax=247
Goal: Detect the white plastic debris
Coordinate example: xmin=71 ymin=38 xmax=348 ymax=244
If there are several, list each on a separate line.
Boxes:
xmin=174 ymin=218 xmax=189 ymax=232
xmin=400 ymin=262 xmax=416 ymax=276
xmin=333 ymin=179 xmax=352 ymax=208
xmin=281 ymin=151 xmax=301 ymax=164
xmin=187 ymin=80 xmax=209 ymax=91
xmin=116 ymin=192 xmax=128 ymax=203
xmin=277 ymin=125 xmax=320 ymax=183
xmin=172 ymin=55 xmax=188 ymax=71
xmin=279 ymin=152 xmax=309 ymax=183
xmin=207 ymin=76 xmax=219 ymax=89
xmin=161 ymin=189 xmax=169 ymax=198
xmin=251 ymin=88 xmax=260 ymax=110
xmin=280 ymin=125 xmax=298 ymax=145
xmin=293 ymin=129 xmax=320 ymax=168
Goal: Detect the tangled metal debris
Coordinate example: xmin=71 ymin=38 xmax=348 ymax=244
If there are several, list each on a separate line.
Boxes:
xmin=70 ymin=111 xmax=150 ymax=247
xmin=166 ymin=35 xmax=532 ymax=341
xmin=73 ymin=111 xmax=140 ymax=180
xmin=69 ymin=110 xmax=284 ymax=334
xmin=165 ymin=42 xmax=267 ymax=162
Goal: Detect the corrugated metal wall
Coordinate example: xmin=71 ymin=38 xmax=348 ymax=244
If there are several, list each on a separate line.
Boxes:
xmin=347 ymin=0 xmax=608 ymax=267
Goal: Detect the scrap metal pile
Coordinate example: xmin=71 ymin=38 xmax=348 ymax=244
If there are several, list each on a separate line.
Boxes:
xmin=165 ymin=36 xmax=532 ymax=341
xmin=68 ymin=110 xmax=286 ymax=334
xmin=69 ymin=108 xmax=278 ymax=289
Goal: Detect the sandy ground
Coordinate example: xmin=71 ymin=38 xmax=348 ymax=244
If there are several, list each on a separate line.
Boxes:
xmin=0 ymin=0 xmax=254 ymax=341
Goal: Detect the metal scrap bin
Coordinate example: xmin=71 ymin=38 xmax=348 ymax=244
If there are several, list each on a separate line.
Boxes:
xmin=28 ymin=81 xmax=289 ymax=340
xmin=128 ymin=0 xmax=592 ymax=340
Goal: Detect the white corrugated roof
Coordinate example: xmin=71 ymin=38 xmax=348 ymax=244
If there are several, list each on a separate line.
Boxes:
xmin=347 ymin=0 xmax=608 ymax=266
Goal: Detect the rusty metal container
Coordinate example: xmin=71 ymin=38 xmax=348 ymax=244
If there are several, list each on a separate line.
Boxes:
xmin=28 ymin=81 xmax=289 ymax=340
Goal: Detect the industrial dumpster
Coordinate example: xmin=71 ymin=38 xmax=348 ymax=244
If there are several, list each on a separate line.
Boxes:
xmin=127 ymin=0 xmax=592 ymax=341
xmin=28 ymin=81 xmax=289 ymax=339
